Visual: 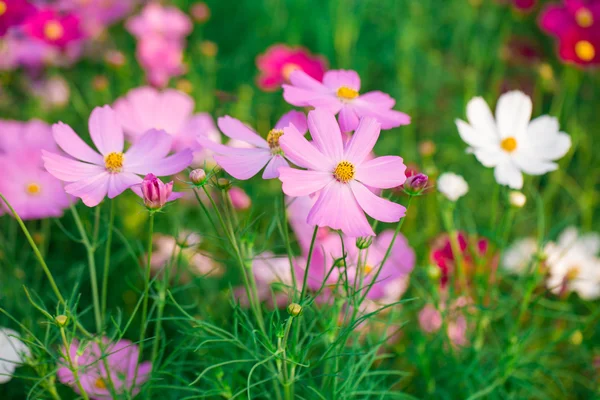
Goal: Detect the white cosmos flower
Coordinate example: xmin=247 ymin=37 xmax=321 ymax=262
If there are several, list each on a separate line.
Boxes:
xmin=456 ymin=91 xmax=571 ymax=189
xmin=503 ymin=237 xmax=538 ymax=275
xmin=0 ymin=328 xmax=30 ymax=384
xmin=544 ymin=227 xmax=600 ymax=300
xmin=437 ymin=172 xmax=469 ymax=201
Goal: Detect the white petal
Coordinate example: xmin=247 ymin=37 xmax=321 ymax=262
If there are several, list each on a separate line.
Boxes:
xmin=493 ymin=160 xmax=523 ymax=189
xmin=473 ymin=148 xmax=505 ymax=168
xmin=495 ymin=91 xmax=532 ymax=139
xmin=466 ymin=97 xmax=499 ymax=141
xmin=523 ymin=116 xmax=571 ymax=160
xmin=456 ymin=119 xmax=495 ymax=149
xmin=512 ymin=152 xmax=558 ymax=175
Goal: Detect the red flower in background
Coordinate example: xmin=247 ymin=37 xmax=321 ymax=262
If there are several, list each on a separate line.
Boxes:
xmin=0 ymin=0 xmax=36 ymax=36
xmin=540 ymin=0 xmax=600 ymax=66
xmin=23 ymin=9 xmax=83 ymax=48
xmin=256 ymin=44 xmax=328 ymax=91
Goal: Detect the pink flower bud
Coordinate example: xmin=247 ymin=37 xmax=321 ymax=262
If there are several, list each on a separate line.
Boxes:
xmin=142 ymin=173 xmax=173 ymax=210
xmin=404 ymin=173 xmax=428 ymax=195
xmin=229 ymin=187 xmax=251 ymax=210
xmin=189 ymin=168 xmax=206 ymax=185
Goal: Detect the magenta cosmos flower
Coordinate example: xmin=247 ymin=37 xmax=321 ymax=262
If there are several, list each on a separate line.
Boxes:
xmin=58 ymin=0 xmax=133 ymax=37
xmin=139 ymin=173 xmax=182 ymax=210
xmin=540 ymin=0 xmax=600 ymax=66
xmin=198 ymin=110 xmax=308 ymax=180
xmin=113 ymin=86 xmax=220 ymax=165
xmin=278 ymin=110 xmax=407 ymax=237
xmin=0 ymin=0 xmax=36 ymax=36
xmin=42 ymin=105 xmax=193 ymax=207
xmin=256 ymin=44 xmax=328 ymax=91
xmin=23 ymin=8 xmax=83 ymax=48
xmin=283 ymin=69 xmax=410 ymax=133
xmin=57 ymin=338 xmax=151 ymax=399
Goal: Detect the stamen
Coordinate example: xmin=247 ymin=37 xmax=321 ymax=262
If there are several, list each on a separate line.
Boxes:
xmin=25 ymin=183 xmax=42 ymax=196
xmin=282 ymin=63 xmax=300 ymax=81
xmin=575 ymin=8 xmax=594 ymax=28
xmin=44 ymin=21 xmax=64 ymax=41
xmin=575 ymin=40 xmax=595 ymax=62
xmin=266 ymin=129 xmax=284 ymax=154
xmin=94 ymin=378 xmax=107 ymax=389
xmin=500 ymin=137 xmax=517 ymax=153
xmin=333 ymin=161 xmax=355 ymax=183
xmin=364 ymin=265 xmax=373 ymax=275
xmin=0 ymin=2 xmax=7 ymax=17
xmin=104 ymin=152 xmax=124 ymax=173
xmin=337 ymin=86 xmax=359 ymax=101
xmin=566 ymin=266 xmax=580 ymax=281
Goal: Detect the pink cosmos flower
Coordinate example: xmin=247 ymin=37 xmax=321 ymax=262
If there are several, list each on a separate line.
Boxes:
xmin=287 ymin=195 xmax=331 ymax=253
xmin=0 ymin=0 xmax=36 ymax=36
xmin=136 ymin=35 xmax=186 ymax=87
xmin=418 ymin=297 xmax=471 ymax=348
xmin=283 ymin=69 xmax=410 ymax=133
xmin=42 ymin=105 xmax=193 ymax=207
xmin=126 ymin=2 xmax=192 ymax=41
xmin=23 ymin=9 xmax=83 ymax=48
xmin=540 ymin=0 xmax=600 ymax=66
xmin=256 ymin=44 xmax=328 ymax=92
xmin=58 ymin=0 xmax=133 ymax=37
xmin=0 ymin=30 xmax=63 ymax=70
xmin=278 ymin=110 xmax=407 ymax=237
xmin=113 ymin=86 xmax=220 ymax=165
xmin=57 ymin=338 xmax=151 ymax=399
xmin=198 ymin=110 xmax=308 ymax=180
xmin=0 ymin=118 xmax=57 ymax=163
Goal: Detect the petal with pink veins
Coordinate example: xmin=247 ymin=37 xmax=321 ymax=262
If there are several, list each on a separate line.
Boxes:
xmin=42 ymin=151 xmax=106 ymax=182
xmin=323 ymin=70 xmax=361 ymax=91
xmin=350 ymin=181 xmax=406 ymax=223
xmin=125 ymin=129 xmax=172 ymax=162
xmin=279 ymin=127 xmax=333 ymax=171
xmin=217 ymin=116 xmax=268 ymax=148
xmin=275 ymin=110 xmax=308 ymax=134
xmin=279 ymin=167 xmax=333 ymax=196
xmin=262 ymin=155 xmax=288 ymax=179
xmin=65 ymin=173 xmax=111 ymax=207
xmin=213 ymin=149 xmax=272 ymax=180
xmin=126 ymin=149 xmax=193 ymax=176
xmin=338 ymin=106 xmax=360 ymax=133
xmin=52 ymin=123 xmax=104 ymax=164
xmin=107 ymin=173 xmax=143 ymax=198
xmin=343 ymin=117 xmax=380 ymax=165
xmin=88 ymin=105 xmax=124 ymax=155
xmin=354 ymin=156 xmax=406 ymax=189
xmin=307 ymin=109 xmax=344 ymax=160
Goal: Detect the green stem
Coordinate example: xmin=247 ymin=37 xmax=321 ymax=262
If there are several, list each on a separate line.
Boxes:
xmin=101 ymin=199 xmax=115 ymax=323
xmin=278 ymin=194 xmax=298 ymax=301
xmin=300 ymin=226 xmax=319 ymax=302
xmin=60 ymin=327 xmax=90 ymax=400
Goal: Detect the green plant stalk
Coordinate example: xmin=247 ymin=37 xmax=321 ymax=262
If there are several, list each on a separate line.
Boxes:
xmin=279 ymin=316 xmax=295 ymax=400
xmin=300 ymin=226 xmax=319 ymax=302
xmin=70 ymin=205 xmax=102 ymax=333
xmin=101 ymin=199 xmax=115 ymax=322
xmin=59 ymin=327 xmax=90 ymax=400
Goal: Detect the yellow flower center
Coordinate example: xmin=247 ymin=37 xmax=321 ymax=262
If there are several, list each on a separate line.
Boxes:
xmin=25 ymin=183 xmax=42 ymax=196
xmin=336 ymin=86 xmax=359 ymax=101
xmin=266 ymin=129 xmax=284 ymax=154
xmin=566 ymin=266 xmax=580 ymax=281
xmin=333 ymin=161 xmax=355 ymax=183
xmin=282 ymin=63 xmax=300 ymax=81
xmin=364 ymin=264 xmax=374 ymax=275
xmin=575 ymin=8 xmax=594 ymax=28
xmin=575 ymin=40 xmax=595 ymax=61
xmin=0 ymin=2 xmax=7 ymax=16
xmin=500 ymin=137 xmax=517 ymax=153
xmin=44 ymin=21 xmax=64 ymax=41
xmin=94 ymin=377 xmax=107 ymax=389
xmin=104 ymin=152 xmax=124 ymax=173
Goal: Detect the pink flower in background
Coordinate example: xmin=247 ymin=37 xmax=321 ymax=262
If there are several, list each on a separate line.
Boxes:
xmin=278 ymin=110 xmax=406 ymax=237
xmin=126 ymin=2 xmax=192 ymax=41
xmin=0 ymin=0 xmax=36 ymax=36
xmin=58 ymin=0 xmax=133 ymax=37
xmin=229 ymin=187 xmax=251 ymax=210
xmin=0 ymin=119 xmax=57 ymax=163
xmin=512 ymin=0 xmax=537 ymax=12
xmin=136 ymin=35 xmax=186 ymax=87
xmin=540 ymin=0 xmax=600 ymax=66
xmin=0 ymin=30 xmax=61 ymax=70
xmin=198 ymin=110 xmax=308 ymax=180
xmin=283 ymin=69 xmax=410 ymax=133
xmin=113 ymin=86 xmax=220 ymax=165
xmin=418 ymin=297 xmax=471 ymax=348
xmin=23 ymin=9 xmax=83 ymax=48
xmin=42 ymin=105 xmax=193 ymax=207
xmin=28 ymin=75 xmax=71 ymax=109
xmin=57 ymin=338 xmax=151 ymax=399
xmin=256 ymin=44 xmax=328 ymax=91
xmin=237 ymin=252 xmax=296 ymax=307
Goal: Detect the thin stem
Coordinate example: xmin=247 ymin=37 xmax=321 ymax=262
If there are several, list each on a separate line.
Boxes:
xmin=101 ymin=199 xmax=115 ymax=323
xmin=60 ymin=328 xmax=90 ymax=400
xmin=300 ymin=226 xmax=319 ymax=302
xmin=278 ymin=194 xmax=298 ymax=301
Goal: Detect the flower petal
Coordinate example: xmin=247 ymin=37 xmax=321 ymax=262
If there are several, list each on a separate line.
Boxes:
xmin=42 ymin=151 xmax=106 ymax=182
xmin=124 ymin=129 xmax=172 ymax=162
xmin=522 ymin=116 xmax=571 ymax=160
xmin=511 ymin=154 xmax=558 ymax=175
xmin=213 ymin=149 xmax=272 ymax=180
xmin=217 ymin=116 xmax=268 ymax=148
xmin=88 ymin=105 xmax=124 ymax=155
xmin=495 ymin=91 xmax=532 ymax=139
xmin=354 ymin=156 xmax=406 ymax=189
xmin=472 ymin=148 xmax=505 ymax=168
xmin=52 ymin=122 xmax=104 ymax=164
xmin=262 ymin=155 xmax=289 ymax=179
xmin=126 ymin=149 xmax=193 ymax=176
xmin=289 ymin=69 xmax=327 ymax=91
xmin=338 ymin=106 xmax=360 ymax=133
xmin=307 ymin=109 xmax=344 ymax=160
xmin=456 ymin=119 xmax=495 ymax=150
xmin=493 ymin=160 xmax=523 ymax=189
xmin=343 ymin=117 xmax=380 ymax=165
xmin=279 ymin=167 xmax=333 ymax=196
xmin=279 ymin=126 xmax=334 ymax=171
xmin=65 ymin=173 xmax=110 ymax=207
xmin=197 ymin=135 xmax=253 ymax=155
xmin=322 ymin=70 xmax=361 ymax=91
xmin=282 ymin=84 xmax=342 ymax=113
xmin=466 ymin=96 xmax=498 ymax=141
xmin=275 ymin=110 xmax=308 ymax=134
xmin=350 ymin=180 xmax=406 ymax=223
xmin=107 ymin=173 xmax=143 ymax=199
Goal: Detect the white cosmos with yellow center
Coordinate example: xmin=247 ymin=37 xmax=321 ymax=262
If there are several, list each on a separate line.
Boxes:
xmin=455 ymin=91 xmax=571 ymax=189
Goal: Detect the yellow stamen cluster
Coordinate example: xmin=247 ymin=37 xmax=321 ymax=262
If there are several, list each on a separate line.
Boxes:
xmin=575 ymin=40 xmax=595 ymax=62
xmin=575 ymin=8 xmax=594 ymax=28
xmin=25 ymin=183 xmax=42 ymax=196
xmin=333 ymin=161 xmax=355 ymax=183
xmin=364 ymin=265 xmax=374 ymax=275
xmin=566 ymin=266 xmax=580 ymax=281
xmin=44 ymin=21 xmax=64 ymax=41
xmin=94 ymin=378 xmax=107 ymax=390
xmin=500 ymin=137 xmax=517 ymax=153
xmin=104 ymin=152 xmax=124 ymax=173
xmin=0 ymin=2 xmax=7 ymax=17
xmin=282 ymin=63 xmax=300 ymax=81
xmin=336 ymin=86 xmax=359 ymax=101
xmin=266 ymin=129 xmax=284 ymax=154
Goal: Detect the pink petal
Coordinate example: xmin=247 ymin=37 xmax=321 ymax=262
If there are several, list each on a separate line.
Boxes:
xmin=197 ymin=135 xmax=253 ymax=155
xmin=308 ymin=181 xmax=374 ymax=237
xmin=279 ymin=167 xmax=333 ymax=196
xmin=354 ymin=156 xmax=407 ymax=189
xmin=322 ymin=70 xmax=361 ymax=91
xmin=107 ymin=173 xmax=143 ymax=199
xmin=343 ymin=117 xmax=380 ymax=165
xmin=155 ymin=89 xmax=194 ymax=133
xmin=124 ymin=129 xmax=172 ymax=162
xmin=350 ymin=181 xmax=406 ymax=223
xmin=217 ymin=116 xmax=268 ymax=148
xmin=338 ymin=106 xmax=360 ymax=133
xmin=288 ymin=69 xmax=327 ymax=91
xmin=307 ymin=109 xmax=344 ymax=160
xmin=65 ymin=173 xmax=110 ymax=207
xmin=274 ymin=110 xmax=308 ymax=134
xmin=42 ymin=151 xmax=105 ymax=182
xmin=357 ymin=91 xmax=396 ymax=109
xmin=352 ymin=95 xmax=411 ymax=129
xmin=126 ymin=149 xmax=193 ymax=176
xmin=213 ymin=149 xmax=272 ymax=180
xmin=279 ymin=126 xmax=333 ymax=171
xmin=262 ymin=155 xmax=289 ymax=179
xmin=52 ymin=122 xmax=104 ymax=164
xmin=88 ymin=105 xmax=124 ymax=155
xmin=282 ymin=85 xmax=342 ymax=113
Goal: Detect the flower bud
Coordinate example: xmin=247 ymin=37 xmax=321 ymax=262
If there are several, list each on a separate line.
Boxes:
xmin=191 ymin=2 xmax=211 ymax=23
xmin=287 ymin=303 xmax=303 ymax=317
xmin=509 ymin=191 xmax=526 ymax=208
xmin=189 ymin=169 xmax=207 ymax=185
xmin=426 ymin=265 xmax=441 ymax=280
xmin=217 ymin=178 xmax=231 ymax=190
xmin=55 ymin=315 xmax=68 ymax=327
xmin=142 ymin=174 xmax=173 ymax=210
xmin=229 ymin=187 xmax=251 ymax=210
xmin=356 ymin=237 xmax=372 ymax=250
xmin=404 ymin=173 xmax=429 ymax=195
